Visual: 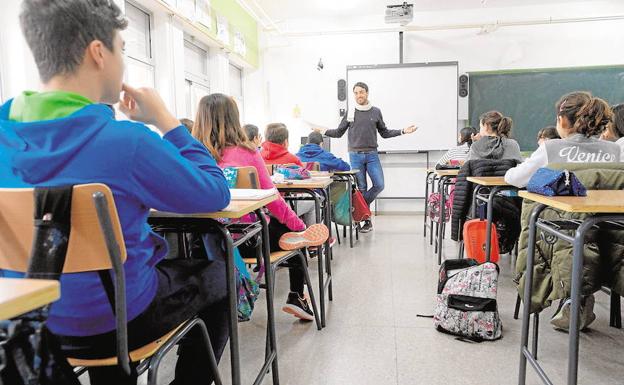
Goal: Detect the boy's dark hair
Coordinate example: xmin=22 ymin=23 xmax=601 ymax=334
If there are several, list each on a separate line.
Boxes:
xmin=265 ymin=123 xmax=289 ymax=144
xmin=353 ymin=82 xmax=369 ymax=93
xmin=180 ymin=118 xmax=194 ymax=133
xmin=308 ymin=132 xmax=324 ymax=145
xmin=459 ymin=126 xmax=477 ymax=147
xmin=20 ymin=0 xmax=128 ymax=82
xmin=479 ymin=111 xmax=513 ymax=138
xmin=243 ymin=124 xmax=259 ymax=140
xmin=536 ymin=126 xmax=560 ymax=141
xmin=556 ymin=91 xmax=612 ymax=138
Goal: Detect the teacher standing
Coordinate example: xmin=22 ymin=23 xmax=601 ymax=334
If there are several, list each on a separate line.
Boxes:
xmin=314 ymin=82 xmax=417 ymax=232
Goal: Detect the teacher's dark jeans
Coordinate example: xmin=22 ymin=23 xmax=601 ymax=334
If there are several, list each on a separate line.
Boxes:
xmin=349 ymin=151 xmax=385 ymax=206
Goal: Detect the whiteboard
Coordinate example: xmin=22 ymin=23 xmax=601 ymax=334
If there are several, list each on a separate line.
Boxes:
xmin=347 ymin=63 xmax=458 ymax=151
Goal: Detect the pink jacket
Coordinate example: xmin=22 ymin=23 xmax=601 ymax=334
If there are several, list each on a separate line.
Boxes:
xmin=219 ymin=146 xmax=305 ymax=231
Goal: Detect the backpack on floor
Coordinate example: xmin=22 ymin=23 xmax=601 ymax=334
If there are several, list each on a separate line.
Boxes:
xmin=433 ymin=259 xmax=503 ymax=342
xmin=462 ymin=219 xmax=500 ymax=263
xmin=426 ymin=192 xmax=452 ymax=223
xmin=352 ymin=190 xmax=371 ymax=222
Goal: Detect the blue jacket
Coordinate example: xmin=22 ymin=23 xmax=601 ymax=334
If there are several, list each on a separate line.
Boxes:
xmin=0 ymin=101 xmax=230 ymax=336
xmin=296 ymin=144 xmax=350 ymax=172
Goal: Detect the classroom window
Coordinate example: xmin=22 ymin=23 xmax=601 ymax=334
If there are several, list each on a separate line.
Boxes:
xmin=229 ymin=64 xmax=244 ymax=120
xmin=184 ymin=38 xmax=210 ymax=120
xmin=124 ymin=1 xmax=155 ymax=88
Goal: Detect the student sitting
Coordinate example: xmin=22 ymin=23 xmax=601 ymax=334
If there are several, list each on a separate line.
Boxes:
xmin=511 ymin=92 xmax=622 ymax=331
xmin=0 ymin=2 xmax=231 ymax=384
xmin=536 ymin=125 xmax=560 ymax=146
xmin=297 ymin=132 xmax=350 ymax=171
xmin=505 ymin=92 xmax=621 ymax=188
xmin=436 ymin=126 xmax=477 ymax=166
xmin=468 ymin=111 xmax=523 ymax=163
xmin=243 ymin=123 xmax=262 ymax=149
xmin=601 ymin=103 xmax=624 ymax=159
xmin=261 ymin=123 xmax=304 ymax=166
xmin=191 ymin=93 xmax=329 ymax=321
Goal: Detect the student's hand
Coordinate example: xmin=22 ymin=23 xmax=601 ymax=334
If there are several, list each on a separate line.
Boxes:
xmin=312 ymin=126 xmax=327 ymax=135
xmin=471 ymin=132 xmax=482 ymax=142
xmin=402 ymin=125 xmax=418 ymax=134
xmin=119 ymin=84 xmax=180 ymax=134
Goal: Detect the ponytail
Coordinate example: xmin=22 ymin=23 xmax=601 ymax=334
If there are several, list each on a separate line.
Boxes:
xmin=479 ymin=111 xmax=513 ymax=138
xmin=557 ymin=92 xmax=612 ymax=137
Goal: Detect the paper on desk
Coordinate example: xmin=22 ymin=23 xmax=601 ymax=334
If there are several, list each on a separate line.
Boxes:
xmin=229 ymin=188 xmax=277 ymax=200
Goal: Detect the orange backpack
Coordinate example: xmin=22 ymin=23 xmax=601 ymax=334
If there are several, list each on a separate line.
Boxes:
xmin=462 ymin=219 xmax=500 ymax=263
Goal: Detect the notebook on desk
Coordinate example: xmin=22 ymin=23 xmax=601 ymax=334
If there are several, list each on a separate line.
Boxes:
xmin=229 ymin=188 xmax=277 ymax=200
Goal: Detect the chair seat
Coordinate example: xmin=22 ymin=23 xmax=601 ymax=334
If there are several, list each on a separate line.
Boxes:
xmin=243 ymin=250 xmax=299 ymax=265
xmin=67 ymin=322 xmax=185 ymax=367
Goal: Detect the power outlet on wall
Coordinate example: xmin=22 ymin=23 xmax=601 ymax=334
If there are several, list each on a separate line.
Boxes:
xmin=339 ymin=108 xmax=346 ymax=117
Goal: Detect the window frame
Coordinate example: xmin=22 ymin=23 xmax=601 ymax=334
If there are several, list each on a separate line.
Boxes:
xmin=124 ymin=1 xmax=155 ymax=87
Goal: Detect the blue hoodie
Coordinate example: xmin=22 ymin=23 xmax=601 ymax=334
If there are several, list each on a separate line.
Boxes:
xmin=296 ymin=144 xmax=350 ymax=172
xmin=0 ymin=98 xmax=230 ymax=336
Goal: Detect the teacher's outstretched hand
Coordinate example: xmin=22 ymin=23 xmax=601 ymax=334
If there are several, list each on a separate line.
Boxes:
xmin=402 ymin=125 xmax=418 ymax=135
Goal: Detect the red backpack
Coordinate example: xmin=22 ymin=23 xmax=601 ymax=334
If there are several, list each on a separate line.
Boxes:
xmin=462 ymin=219 xmax=500 ymax=263
xmin=352 ymin=190 xmax=371 ymax=222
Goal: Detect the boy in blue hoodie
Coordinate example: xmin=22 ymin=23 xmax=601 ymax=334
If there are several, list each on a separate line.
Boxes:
xmin=297 ymin=132 xmax=351 ymax=171
xmin=0 ymin=1 xmax=231 ymax=384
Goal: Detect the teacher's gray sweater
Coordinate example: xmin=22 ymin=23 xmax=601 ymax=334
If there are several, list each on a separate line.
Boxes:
xmin=504 ymin=134 xmax=621 ymax=188
xmin=324 ymin=107 xmax=402 ymax=152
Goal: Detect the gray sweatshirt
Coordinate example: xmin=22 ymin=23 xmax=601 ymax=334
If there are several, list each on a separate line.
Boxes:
xmin=324 ymin=107 xmax=402 ymax=152
xmin=505 ymin=134 xmax=622 ymax=187
xmin=467 ymin=136 xmax=523 ymax=163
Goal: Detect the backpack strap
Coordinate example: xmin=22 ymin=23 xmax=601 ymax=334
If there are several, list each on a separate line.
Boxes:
xmin=25 ymin=186 xmax=73 ymax=280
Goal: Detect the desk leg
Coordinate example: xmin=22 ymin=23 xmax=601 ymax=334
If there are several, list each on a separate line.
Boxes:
xmin=310 ymin=192 xmax=326 ymax=328
xmin=437 ymin=176 xmax=449 ymax=265
xmin=322 ymin=187 xmax=333 ymax=302
xmin=519 ymin=204 xmax=546 ymax=385
xmin=485 ymin=186 xmax=501 ymax=262
xmin=424 ymin=172 xmax=431 ymax=237
xmin=257 ymin=210 xmax=280 ymax=385
xmin=348 ymin=176 xmax=354 ymax=248
xmin=217 ymin=226 xmax=241 ymax=385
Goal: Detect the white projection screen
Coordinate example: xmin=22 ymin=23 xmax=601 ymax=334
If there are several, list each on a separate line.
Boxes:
xmin=347 ymin=62 xmax=458 ymax=152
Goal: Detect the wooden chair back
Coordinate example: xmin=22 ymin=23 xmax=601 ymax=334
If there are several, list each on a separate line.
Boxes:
xmin=0 ymin=184 xmax=126 ymax=273
xmin=235 ymin=167 xmax=260 ymax=189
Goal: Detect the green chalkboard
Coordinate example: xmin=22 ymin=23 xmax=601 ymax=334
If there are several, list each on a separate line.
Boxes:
xmin=468 ymin=65 xmax=624 ymax=151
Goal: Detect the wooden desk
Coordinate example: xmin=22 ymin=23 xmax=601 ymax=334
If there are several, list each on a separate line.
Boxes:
xmin=435 ymin=169 xmax=460 ymax=177
xmin=333 ymin=169 xmax=360 ymax=176
xmin=518 ymin=189 xmax=624 ymax=385
xmin=0 ymin=278 xmax=60 ymax=320
xmin=149 ymin=193 xmax=280 ymax=385
xmin=310 ymin=171 xmax=333 ymax=178
xmin=519 ymin=190 xmax=624 ymax=213
xmin=150 ymin=195 xmax=278 ymax=219
xmin=274 ymin=178 xmax=333 ymax=190
xmin=467 ymin=176 xmax=509 ymax=186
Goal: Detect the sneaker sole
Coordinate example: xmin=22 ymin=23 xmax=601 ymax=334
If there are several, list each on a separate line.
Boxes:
xmin=279 ymin=223 xmax=329 ymax=251
xmin=282 ymin=304 xmax=314 ymax=321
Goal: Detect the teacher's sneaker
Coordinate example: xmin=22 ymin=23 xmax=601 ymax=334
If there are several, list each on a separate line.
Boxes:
xmin=359 ymin=220 xmax=373 ymax=233
xmin=282 ymin=292 xmax=314 ymax=321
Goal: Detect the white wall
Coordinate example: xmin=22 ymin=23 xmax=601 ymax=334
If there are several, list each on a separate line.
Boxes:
xmin=245 ymin=1 xmax=624 ymax=213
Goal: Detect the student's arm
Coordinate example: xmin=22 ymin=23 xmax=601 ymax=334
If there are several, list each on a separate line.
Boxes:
xmin=504 ymin=145 xmax=548 ymax=188
xmin=131 ymin=126 xmax=230 ymax=213
xmin=323 ymin=116 xmax=350 ymax=138
xmin=376 ymin=110 xmax=403 ymax=138
xmin=252 ymin=152 xmax=306 ymax=231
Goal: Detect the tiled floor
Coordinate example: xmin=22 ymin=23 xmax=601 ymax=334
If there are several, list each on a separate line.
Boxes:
xmin=98 ymin=215 xmax=624 ymax=385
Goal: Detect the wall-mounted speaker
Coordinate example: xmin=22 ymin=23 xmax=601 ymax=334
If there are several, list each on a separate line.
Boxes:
xmin=337 ymin=79 xmax=347 ymax=101
xmin=458 ymin=74 xmax=469 ymax=98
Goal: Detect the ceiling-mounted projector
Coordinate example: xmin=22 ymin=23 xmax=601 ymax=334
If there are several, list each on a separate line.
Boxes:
xmin=385 ymin=2 xmax=413 ymax=26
